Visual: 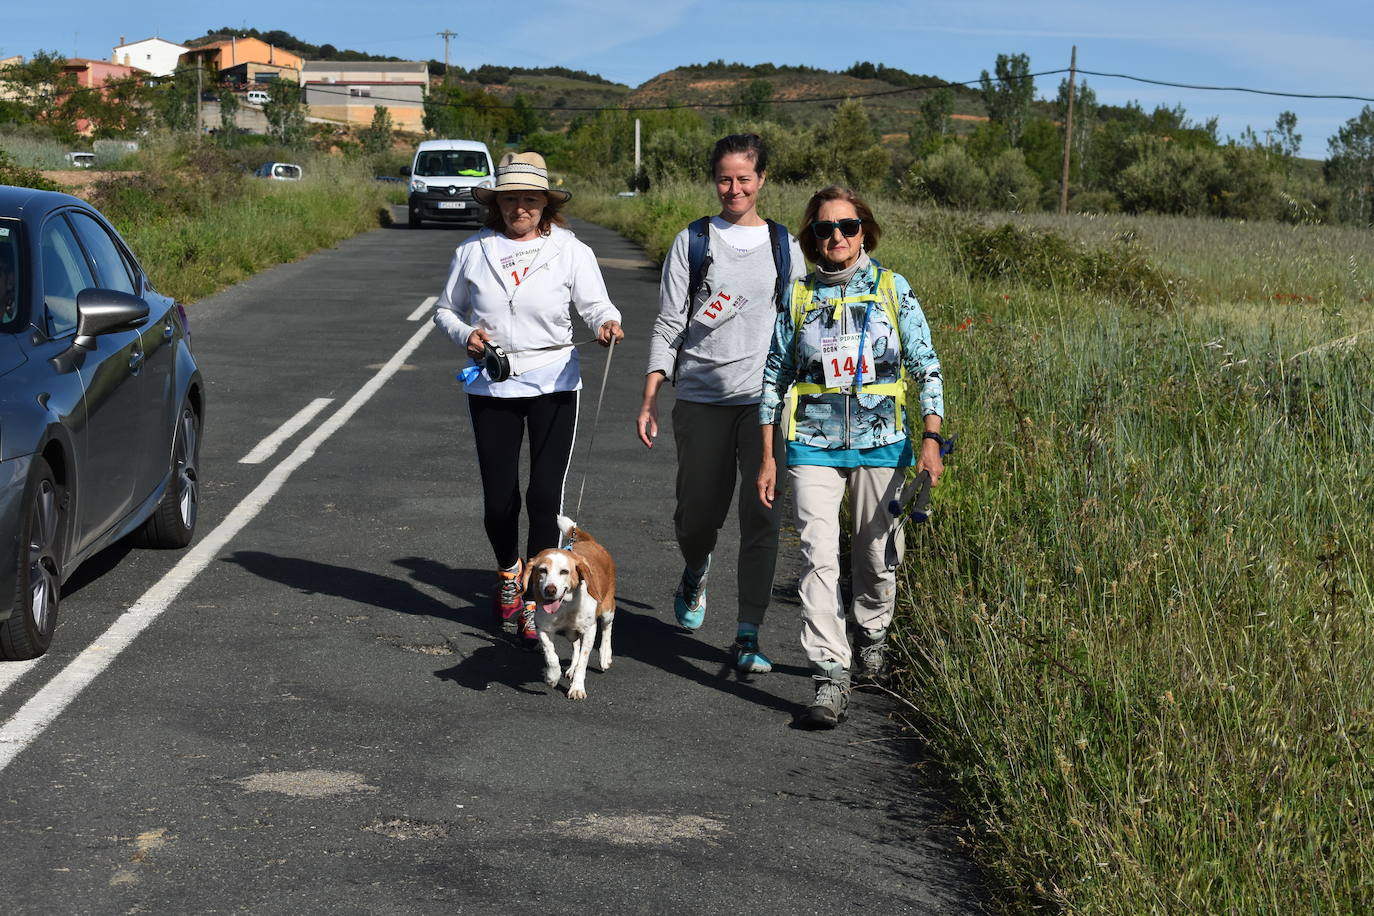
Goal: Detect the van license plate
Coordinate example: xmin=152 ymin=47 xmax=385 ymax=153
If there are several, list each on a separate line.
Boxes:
xmin=437 ymin=201 xmax=467 ymax=209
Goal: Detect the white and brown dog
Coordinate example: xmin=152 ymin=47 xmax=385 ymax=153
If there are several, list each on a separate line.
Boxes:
xmin=522 ymin=515 xmax=616 ymax=700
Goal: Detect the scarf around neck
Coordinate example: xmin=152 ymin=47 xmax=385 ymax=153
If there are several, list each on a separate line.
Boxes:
xmin=814 ymin=250 xmax=869 ymax=288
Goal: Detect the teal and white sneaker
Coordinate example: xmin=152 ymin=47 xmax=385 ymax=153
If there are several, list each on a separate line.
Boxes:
xmin=731 ymin=633 xmax=773 ymax=674
xmin=673 ymin=557 xmax=710 ymax=630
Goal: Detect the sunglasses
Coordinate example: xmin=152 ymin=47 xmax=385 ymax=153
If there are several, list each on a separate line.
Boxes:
xmin=810 ymin=218 xmax=863 ymax=240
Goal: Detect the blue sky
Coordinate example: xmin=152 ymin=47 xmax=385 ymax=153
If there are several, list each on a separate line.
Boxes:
xmin=5 ymin=1 xmax=1371 ymax=159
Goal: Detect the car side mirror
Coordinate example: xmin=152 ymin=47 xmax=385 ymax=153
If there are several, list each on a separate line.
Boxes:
xmin=73 ymin=288 xmax=149 ymax=350
xmin=400 ymin=165 xmax=411 ymax=176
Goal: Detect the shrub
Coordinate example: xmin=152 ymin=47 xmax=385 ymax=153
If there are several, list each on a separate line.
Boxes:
xmin=904 ymin=144 xmax=989 ymax=210
xmin=954 ymin=221 xmax=1180 ymax=306
xmin=985 ymin=148 xmax=1041 ymax=212
xmin=0 ymin=147 xmax=59 ymax=190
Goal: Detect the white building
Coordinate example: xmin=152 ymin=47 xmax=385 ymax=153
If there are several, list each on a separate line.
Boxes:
xmin=111 ymin=37 xmax=187 ymax=77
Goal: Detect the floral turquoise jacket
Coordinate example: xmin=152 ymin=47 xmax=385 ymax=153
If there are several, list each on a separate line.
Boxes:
xmin=759 ymin=262 xmax=943 ymax=451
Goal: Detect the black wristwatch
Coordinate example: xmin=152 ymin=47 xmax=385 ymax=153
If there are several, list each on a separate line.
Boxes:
xmin=921 ymin=431 xmax=945 ymax=447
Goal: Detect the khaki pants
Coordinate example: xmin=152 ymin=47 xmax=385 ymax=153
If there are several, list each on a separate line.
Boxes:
xmin=789 ymin=464 xmax=905 ymax=669
xmin=672 ymin=400 xmax=784 ymax=626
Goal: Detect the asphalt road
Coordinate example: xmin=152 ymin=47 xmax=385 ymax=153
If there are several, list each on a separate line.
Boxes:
xmin=0 ymin=214 xmax=987 ymax=915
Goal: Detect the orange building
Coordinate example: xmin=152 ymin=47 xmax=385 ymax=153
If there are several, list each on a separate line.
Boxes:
xmin=180 ymin=38 xmax=302 ymax=85
xmin=60 ymin=59 xmax=147 ymax=135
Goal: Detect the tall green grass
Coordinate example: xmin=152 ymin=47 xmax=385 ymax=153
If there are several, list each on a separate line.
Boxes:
xmin=572 ymin=179 xmax=1374 ymax=914
xmin=88 ymin=139 xmax=393 ymax=303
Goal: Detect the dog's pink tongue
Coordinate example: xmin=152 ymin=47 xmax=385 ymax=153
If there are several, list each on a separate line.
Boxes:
xmin=541 ymin=599 xmax=562 ymax=614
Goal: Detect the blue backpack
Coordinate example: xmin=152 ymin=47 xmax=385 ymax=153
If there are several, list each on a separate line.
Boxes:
xmin=685 ymin=215 xmax=792 ymax=313
xmin=672 ymin=216 xmax=792 ymax=383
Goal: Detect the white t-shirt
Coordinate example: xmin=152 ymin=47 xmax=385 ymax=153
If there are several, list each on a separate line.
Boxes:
xmin=710 ymin=216 xmax=770 ymax=254
xmin=491 ymin=233 xmax=545 ymax=286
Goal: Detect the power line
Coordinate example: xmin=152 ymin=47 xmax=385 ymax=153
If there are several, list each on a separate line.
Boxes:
xmin=1075 ymin=69 xmax=1374 ymax=104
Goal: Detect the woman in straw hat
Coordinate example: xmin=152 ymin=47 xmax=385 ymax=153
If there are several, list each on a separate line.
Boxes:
xmin=434 ymin=151 xmax=624 ymax=648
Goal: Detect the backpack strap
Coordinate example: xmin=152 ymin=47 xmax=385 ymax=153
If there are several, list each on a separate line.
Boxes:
xmin=765 ymin=219 xmax=791 ymax=310
xmin=672 ymin=216 xmax=713 ymax=385
xmin=685 ymin=216 xmax=712 ymax=310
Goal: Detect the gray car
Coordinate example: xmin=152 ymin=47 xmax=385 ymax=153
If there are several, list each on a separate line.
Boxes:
xmin=0 ymin=185 xmax=204 ymax=659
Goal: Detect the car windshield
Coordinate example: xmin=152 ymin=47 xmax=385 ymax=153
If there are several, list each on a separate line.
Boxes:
xmin=414 ymin=150 xmax=489 ymax=178
xmin=0 ymin=222 xmax=21 ymax=329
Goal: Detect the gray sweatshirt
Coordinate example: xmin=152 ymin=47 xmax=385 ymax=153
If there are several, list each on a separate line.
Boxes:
xmin=647 ymin=222 xmax=806 ymax=406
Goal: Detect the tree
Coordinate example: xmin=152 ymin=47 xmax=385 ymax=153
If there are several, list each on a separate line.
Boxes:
xmin=814 ymin=98 xmax=891 ymax=191
xmin=154 ymin=65 xmax=200 ymax=133
xmin=0 ymin=52 xmax=79 ymax=134
xmin=263 ymin=80 xmax=307 ymax=147
xmin=979 ymin=53 xmax=1034 ymax=146
xmin=217 ymin=89 xmax=239 ymax=145
xmin=1326 ymin=105 xmax=1374 ymax=225
xmin=1055 ymin=77 xmax=1098 ymax=184
xmin=734 ymin=79 xmax=774 ymax=119
xmin=359 ymin=105 xmax=393 ymax=154
xmin=908 ymin=88 xmax=955 ymax=157
xmin=1273 ymin=111 xmax=1301 ymax=159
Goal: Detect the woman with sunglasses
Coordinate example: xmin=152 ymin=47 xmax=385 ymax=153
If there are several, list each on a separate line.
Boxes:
xmin=638 ymin=134 xmax=805 ymax=674
xmin=757 ymin=186 xmax=945 ymax=728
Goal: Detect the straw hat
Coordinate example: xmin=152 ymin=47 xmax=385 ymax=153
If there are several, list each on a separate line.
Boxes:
xmin=471 ymin=151 xmax=570 ymax=206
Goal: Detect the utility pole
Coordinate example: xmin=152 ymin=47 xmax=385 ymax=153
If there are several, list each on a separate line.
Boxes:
xmin=196 ymin=63 xmax=203 ymax=135
xmin=438 ymin=30 xmax=457 ymax=85
xmin=1058 ymin=45 xmax=1077 ymax=217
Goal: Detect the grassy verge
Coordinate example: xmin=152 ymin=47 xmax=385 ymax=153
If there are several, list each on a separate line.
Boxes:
xmin=571 ymin=179 xmax=1374 ymax=913
xmin=84 ymin=138 xmax=393 ymax=304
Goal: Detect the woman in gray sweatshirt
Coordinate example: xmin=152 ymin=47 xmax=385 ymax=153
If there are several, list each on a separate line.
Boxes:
xmin=636 ymin=134 xmax=806 ymax=674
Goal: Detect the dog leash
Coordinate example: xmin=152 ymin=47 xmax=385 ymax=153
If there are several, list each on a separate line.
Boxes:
xmin=573 ymin=337 xmax=617 ymax=522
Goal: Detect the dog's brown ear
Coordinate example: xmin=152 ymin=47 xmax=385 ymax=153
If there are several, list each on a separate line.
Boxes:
xmin=518 ymin=558 xmax=534 ymax=594
xmin=572 ymin=553 xmax=594 ymax=595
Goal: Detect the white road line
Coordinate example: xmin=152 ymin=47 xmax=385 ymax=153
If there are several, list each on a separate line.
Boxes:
xmin=0 ymin=658 xmax=42 ymax=699
xmin=238 ymin=397 xmax=335 ymax=464
xmin=407 ymin=296 xmax=437 ymax=322
xmin=0 ymin=320 xmax=437 ymax=774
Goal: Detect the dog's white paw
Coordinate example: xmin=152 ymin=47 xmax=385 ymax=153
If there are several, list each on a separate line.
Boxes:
xmin=543 ymin=667 xmax=561 ymax=688
xmin=597 ymin=653 xmax=612 ymax=672
xmin=567 ymin=685 xmax=587 ymax=700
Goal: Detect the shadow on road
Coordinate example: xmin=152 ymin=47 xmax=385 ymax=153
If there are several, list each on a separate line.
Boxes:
xmin=611 ymin=604 xmax=808 ymax=719
xmin=223 ymin=550 xmax=487 ymax=626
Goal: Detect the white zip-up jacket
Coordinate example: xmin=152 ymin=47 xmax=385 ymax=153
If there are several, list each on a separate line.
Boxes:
xmin=433 ymin=225 xmax=621 ymax=396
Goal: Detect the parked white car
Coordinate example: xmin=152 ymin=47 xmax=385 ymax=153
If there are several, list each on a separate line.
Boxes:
xmin=245 ymin=89 xmax=271 ymax=106
xmin=64 ymin=152 xmax=95 ymax=169
xmin=254 ymin=162 xmax=302 ymax=181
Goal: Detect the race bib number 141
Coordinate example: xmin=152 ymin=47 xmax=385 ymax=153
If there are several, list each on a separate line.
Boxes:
xmin=694 ymin=290 xmax=746 ymax=328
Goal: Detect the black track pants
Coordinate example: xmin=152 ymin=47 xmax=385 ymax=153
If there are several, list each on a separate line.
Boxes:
xmin=466 ymin=390 xmax=579 ymax=569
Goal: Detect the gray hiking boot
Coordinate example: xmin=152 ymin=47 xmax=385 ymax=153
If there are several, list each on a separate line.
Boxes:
xmin=854 ymin=627 xmax=889 ymax=685
xmin=806 ymin=661 xmax=850 ymax=728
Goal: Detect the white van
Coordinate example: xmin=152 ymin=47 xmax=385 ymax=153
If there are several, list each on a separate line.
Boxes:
xmin=246 ymin=89 xmax=271 ymax=106
xmin=402 ymin=139 xmax=494 ymax=228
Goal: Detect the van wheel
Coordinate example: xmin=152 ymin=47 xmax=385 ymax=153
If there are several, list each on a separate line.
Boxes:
xmin=2 ymin=457 xmax=65 ymax=660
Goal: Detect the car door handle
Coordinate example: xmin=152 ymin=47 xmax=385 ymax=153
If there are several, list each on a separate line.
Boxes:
xmin=163 ymin=321 xmax=175 ymax=340
xmin=129 ymin=351 xmax=145 ymax=373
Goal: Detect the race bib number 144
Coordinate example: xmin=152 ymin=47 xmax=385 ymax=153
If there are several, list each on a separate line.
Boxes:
xmin=821 ymin=333 xmax=870 ymax=388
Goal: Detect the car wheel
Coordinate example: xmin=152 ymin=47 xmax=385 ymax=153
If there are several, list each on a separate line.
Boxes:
xmin=410 ymin=216 xmax=424 ymax=228
xmin=2 ymin=457 xmax=64 ymax=660
xmin=133 ymin=402 xmax=201 ymax=549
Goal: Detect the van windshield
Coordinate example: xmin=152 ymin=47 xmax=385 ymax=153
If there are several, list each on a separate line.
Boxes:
xmin=415 ymin=150 xmax=490 ymax=178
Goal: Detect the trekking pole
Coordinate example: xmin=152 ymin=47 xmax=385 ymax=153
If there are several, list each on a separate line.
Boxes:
xmin=883 ymin=433 xmax=955 ymax=569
